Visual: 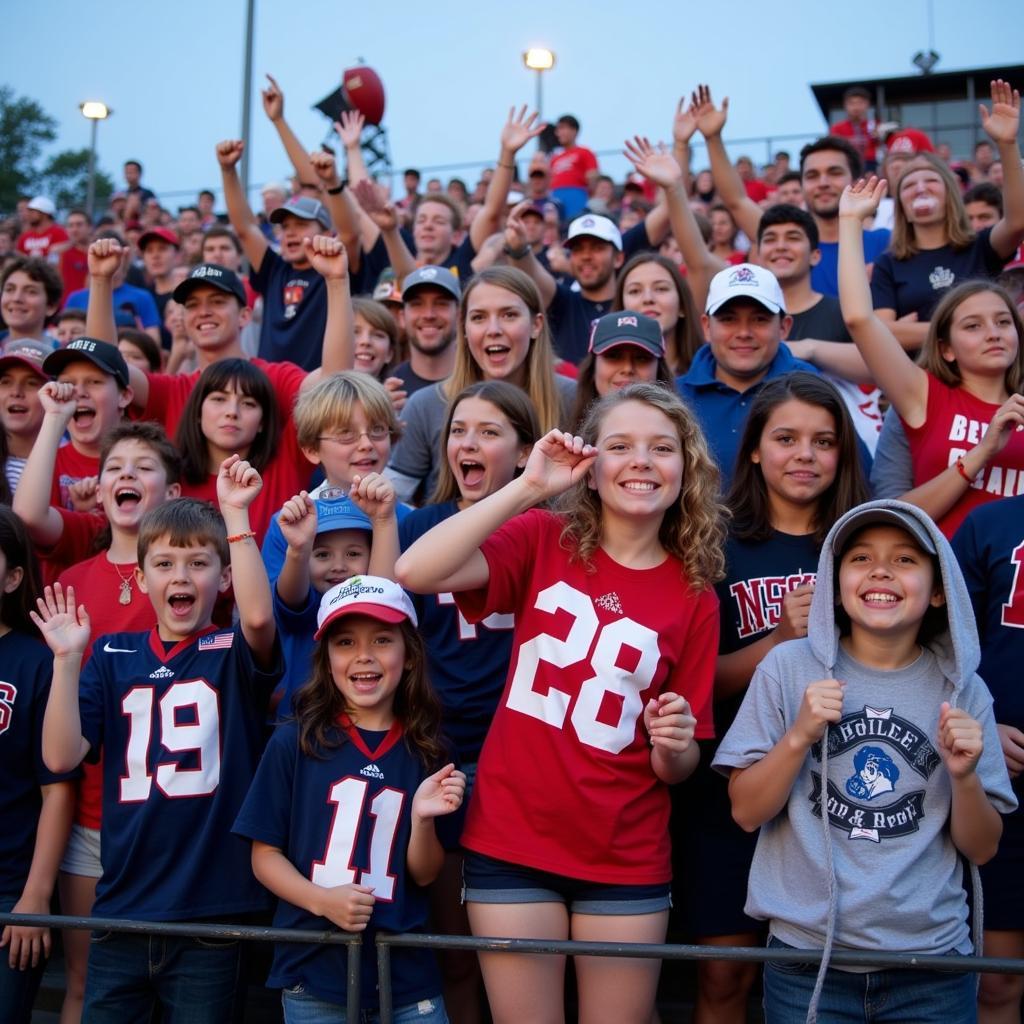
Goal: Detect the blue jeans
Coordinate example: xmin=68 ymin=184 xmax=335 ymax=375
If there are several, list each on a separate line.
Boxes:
xmin=762 ymin=935 xmax=977 ymax=1023
xmin=83 ymin=930 xmax=242 ymax=1023
xmin=0 ymin=894 xmax=47 ymax=1024
xmin=282 ymin=984 xmax=448 ymax=1024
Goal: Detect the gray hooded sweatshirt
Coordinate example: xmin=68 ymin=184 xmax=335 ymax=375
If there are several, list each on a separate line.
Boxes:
xmin=713 ymin=499 xmax=1017 ymax=958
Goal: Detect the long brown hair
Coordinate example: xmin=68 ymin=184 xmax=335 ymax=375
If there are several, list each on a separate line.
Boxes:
xmin=570 ymin=353 xmax=675 ymax=431
xmin=293 ymin=619 xmax=447 ymax=769
xmin=890 ymin=154 xmax=975 ymax=260
xmin=724 ymin=372 xmax=869 ymax=548
xmin=555 ymin=383 xmax=726 ymax=590
xmin=446 ymin=266 xmax=565 ymax=433
xmin=612 ymin=253 xmax=703 ymax=376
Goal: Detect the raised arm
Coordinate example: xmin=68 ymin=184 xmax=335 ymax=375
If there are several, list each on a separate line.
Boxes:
xmin=395 ymin=429 xmax=596 ymax=594
xmin=351 ymin=180 xmax=417 ymax=282
xmin=501 ymin=202 xmax=557 ymax=308
xmin=350 ymin=473 xmax=400 ymax=581
xmin=838 ymin=177 xmax=928 ymax=425
xmin=274 ymin=493 xmax=316 ymax=610
xmin=624 ymin=135 xmax=725 ymax=312
xmin=83 ymin=239 xmax=120 ymax=345
xmin=308 ymin=150 xmax=361 ymax=273
xmin=981 ymin=80 xmax=1024 ymax=258
xmin=262 ymin=74 xmax=319 ymax=195
xmin=672 ymin=96 xmax=699 ymax=196
xmin=694 ymin=85 xmax=764 ymax=242
xmin=217 ymin=139 xmax=270 ymax=272
xmin=304 ymin=235 xmax=354 ymax=377
xmin=470 ymin=106 xmax=546 ymax=252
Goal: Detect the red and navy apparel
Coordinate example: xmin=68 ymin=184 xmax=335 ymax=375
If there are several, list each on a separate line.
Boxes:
xmin=78 ymin=623 xmax=282 ymax=920
xmin=399 ymin=501 xmax=514 ymax=763
xmin=550 ymin=146 xmax=598 ymax=191
xmin=353 ymin=231 xmax=476 ymax=298
xmin=35 ymin=507 xmax=107 ymax=586
xmin=453 ymin=508 xmax=718 ymax=885
xmin=953 ymin=495 xmax=1024 ymax=928
xmin=51 ymin=444 xmax=99 ymax=511
xmin=0 ymin=632 xmax=79 ymax=897
xmin=250 ymin=249 xmax=327 ymax=372
xmin=233 ymin=718 xmax=442 ymax=1010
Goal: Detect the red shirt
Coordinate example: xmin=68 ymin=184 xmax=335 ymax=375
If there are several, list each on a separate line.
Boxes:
xmin=454 ymin=509 xmax=718 ymax=884
xmin=903 ymin=374 xmax=1024 ymax=538
xmin=832 ymin=118 xmax=879 ymax=164
xmin=59 ymin=245 xmax=90 ymax=303
xmin=16 ymin=224 xmax=68 ymax=260
xmin=550 ymin=146 xmax=599 ymax=191
xmin=52 ymin=444 xmax=99 ymax=510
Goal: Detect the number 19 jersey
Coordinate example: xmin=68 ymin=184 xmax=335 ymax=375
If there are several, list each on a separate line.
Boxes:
xmin=455 ymin=509 xmax=718 ymax=885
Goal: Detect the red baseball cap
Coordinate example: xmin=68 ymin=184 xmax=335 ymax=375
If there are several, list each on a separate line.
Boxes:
xmin=886 ymin=128 xmax=935 ymax=156
xmin=138 ymin=227 xmax=180 ymax=250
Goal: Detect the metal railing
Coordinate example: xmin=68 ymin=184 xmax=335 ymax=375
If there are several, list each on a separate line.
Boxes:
xmin=6 ymin=912 xmax=1024 ymax=1023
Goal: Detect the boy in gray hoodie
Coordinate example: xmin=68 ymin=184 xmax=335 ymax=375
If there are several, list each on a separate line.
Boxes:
xmin=713 ymin=499 xmax=1016 ymax=1023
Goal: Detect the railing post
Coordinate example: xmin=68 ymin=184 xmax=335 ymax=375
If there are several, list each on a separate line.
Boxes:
xmin=377 ymin=936 xmax=393 ymax=1024
xmin=346 ymin=932 xmax=361 ymax=1021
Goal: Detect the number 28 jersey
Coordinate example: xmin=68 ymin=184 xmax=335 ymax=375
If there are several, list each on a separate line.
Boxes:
xmin=79 ymin=624 xmax=282 ymax=920
xmin=455 ymin=510 xmax=718 ymax=885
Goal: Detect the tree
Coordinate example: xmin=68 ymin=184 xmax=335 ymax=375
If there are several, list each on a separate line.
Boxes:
xmin=0 ymin=85 xmax=57 ymax=214
xmin=37 ymin=149 xmax=114 ymax=212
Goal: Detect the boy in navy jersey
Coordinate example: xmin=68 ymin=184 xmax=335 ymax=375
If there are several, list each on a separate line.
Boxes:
xmin=37 ymin=458 xmax=281 ymax=1023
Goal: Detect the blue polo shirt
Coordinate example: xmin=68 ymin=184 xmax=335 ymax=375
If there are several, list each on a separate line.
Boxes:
xmin=676 ymin=343 xmax=820 ymax=490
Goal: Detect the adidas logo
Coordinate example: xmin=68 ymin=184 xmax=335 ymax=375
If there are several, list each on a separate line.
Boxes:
xmin=149 ymin=665 xmax=175 ymax=680
xmin=359 ymin=763 xmax=384 ymax=779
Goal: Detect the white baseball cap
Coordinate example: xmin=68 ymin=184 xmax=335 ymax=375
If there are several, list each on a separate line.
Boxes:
xmin=314 ymin=575 xmax=418 ymax=640
xmin=566 ymin=213 xmax=622 ymax=251
xmin=27 ymin=196 xmax=57 ymax=217
xmin=705 ymin=263 xmax=786 ymax=316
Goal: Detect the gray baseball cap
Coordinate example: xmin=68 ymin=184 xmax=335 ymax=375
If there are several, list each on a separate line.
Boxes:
xmin=401 ymin=265 xmax=462 ymax=303
xmin=269 ymin=196 xmax=331 ymax=229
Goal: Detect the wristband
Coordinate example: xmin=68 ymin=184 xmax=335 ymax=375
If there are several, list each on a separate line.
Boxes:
xmin=502 ymin=242 xmax=531 ymax=260
xmin=955 ymin=456 xmax=978 ymax=483
xmin=227 ymin=530 xmax=257 ymax=544
xmin=498 ymin=162 xmax=515 ymax=170
xmin=326 ymin=181 xmax=346 ymax=195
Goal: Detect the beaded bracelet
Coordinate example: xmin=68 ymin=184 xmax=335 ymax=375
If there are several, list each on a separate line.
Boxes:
xmin=227 ymin=530 xmax=257 ymax=544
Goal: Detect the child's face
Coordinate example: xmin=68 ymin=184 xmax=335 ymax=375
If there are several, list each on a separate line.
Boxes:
xmin=56 ymin=318 xmax=87 ymax=345
xmin=589 ymin=400 xmax=683 ymax=522
xmin=446 ymin=397 xmax=530 ymax=505
xmin=99 ymin=439 xmax=180 ymax=533
xmin=309 ymin=529 xmax=371 ymax=595
xmin=136 ymin=535 xmax=231 ymax=642
xmin=753 ymin=399 xmax=839 ymax=510
xmin=304 ymin=402 xmax=392 ymax=490
xmin=327 ymin=614 xmax=408 ymax=729
xmin=0 ymin=271 xmax=54 ymax=335
xmin=940 ymin=290 xmax=1019 ymax=379
xmin=0 ymin=365 xmax=46 ymax=439
xmin=118 ymin=339 xmax=152 ymax=372
xmin=837 ymin=526 xmax=945 ymax=643
xmin=353 ymin=313 xmax=393 ymax=378
xmin=58 ymin=360 xmax=131 ymax=453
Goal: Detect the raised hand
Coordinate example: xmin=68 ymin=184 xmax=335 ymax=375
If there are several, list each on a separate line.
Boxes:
xmin=68 ymin=476 xmax=100 ymax=514
xmin=382 ymin=377 xmax=408 ymax=415
xmin=791 ymin=679 xmax=844 ymax=747
xmin=838 ymin=176 xmax=887 ymax=222
xmin=351 ymin=179 xmax=398 ymax=232
xmin=623 ymin=136 xmax=683 ymax=190
xmin=30 ymin=584 xmax=91 ymax=659
xmin=691 ymin=84 xmax=729 ymax=139
xmin=500 ymin=105 xmax=546 ymax=155
xmin=672 ymin=96 xmax=700 ymax=147
xmin=277 ymin=491 xmax=318 ymax=553
xmin=316 ymin=883 xmax=375 ymax=932
xmin=521 ymin=429 xmax=599 ymax=500
xmin=937 ymin=702 xmax=984 ymax=780
xmin=309 ymin=150 xmax=339 ymax=186
xmin=304 ymin=235 xmax=349 ymax=281
xmin=216 ymin=139 xmax=245 ymax=170
xmin=38 ymin=381 xmax=77 ymax=420
xmin=335 ymin=110 xmax=365 ymax=149
xmin=217 ymin=454 xmax=263 ymax=512
xmin=412 ymin=763 xmax=467 ymax=820
xmin=87 ymin=237 xmax=124 ymax=279
xmin=980 ymin=79 xmax=1021 ymax=146
xmin=261 ymin=73 xmax=284 ymax=122
xmin=774 ymin=584 xmax=814 ymax=643
xmin=349 ymin=472 xmax=396 ymax=523
xmin=504 ymin=200 xmax=532 ymax=251
xmin=644 ymin=693 xmax=696 ymax=755
xmin=975 ymin=394 xmax=1024 ymax=464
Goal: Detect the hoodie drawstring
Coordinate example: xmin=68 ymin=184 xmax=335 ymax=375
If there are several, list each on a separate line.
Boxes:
xmin=806 ymin=722 xmax=837 ymax=1024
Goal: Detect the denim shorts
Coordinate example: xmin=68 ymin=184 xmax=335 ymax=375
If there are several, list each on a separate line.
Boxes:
xmin=462 ymin=851 xmax=671 ymax=915
xmin=282 ymin=983 xmax=448 ymax=1023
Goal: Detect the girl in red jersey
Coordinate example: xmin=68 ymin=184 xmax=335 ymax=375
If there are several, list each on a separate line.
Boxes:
xmin=397 ymin=383 xmax=725 ymax=1024
xmin=839 ymin=175 xmax=1024 ymax=539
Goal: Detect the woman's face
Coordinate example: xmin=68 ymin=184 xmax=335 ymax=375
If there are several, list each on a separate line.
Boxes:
xmin=710 ymin=209 xmax=736 ymax=246
xmin=941 ymin=290 xmax=1020 ymax=380
xmin=696 ymin=170 xmax=714 ymax=195
xmin=621 ymin=262 xmax=681 ymax=337
xmin=464 ymin=283 xmax=540 ymax=385
xmin=593 ymin=345 xmax=659 ymax=397
xmin=446 ymin=396 xmax=530 ymax=505
xmin=898 ymin=164 xmax=947 ymax=226
xmin=353 ymin=312 xmax=393 ymax=378
xmin=200 ymin=382 xmax=264 ymax=460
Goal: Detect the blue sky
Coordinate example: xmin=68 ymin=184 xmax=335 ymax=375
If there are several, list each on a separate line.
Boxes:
xmin=7 ymin=0 xmax=1024 ymax=210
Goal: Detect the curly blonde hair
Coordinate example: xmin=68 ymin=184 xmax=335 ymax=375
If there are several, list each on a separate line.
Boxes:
xmin=555 ymin=383 xmax=727 ymax=589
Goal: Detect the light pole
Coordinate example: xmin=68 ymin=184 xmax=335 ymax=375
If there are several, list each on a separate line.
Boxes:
xmin=523 ymin=47 xmax=555 ymax=122
xmin=80 ymin=101 xmax=110 ymax=220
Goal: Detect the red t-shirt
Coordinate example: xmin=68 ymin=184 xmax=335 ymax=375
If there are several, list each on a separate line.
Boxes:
xmin=454 ymin=509 xmax=718 ymax=884
xmin=59 ymin=245 xmax=90 ymax=303
xmin=52 ymin=444 xmax=99 ymax=510
xmin=903 ymin=373 xmax=1024 ymax=538
xmin=16 ymin=224 xmax=68 ymax=259
xmin=36 ymin=507 xmax=107 ymax=585
xmin=743 ymin=179 xmax=769 ymax=203
xmin=550 ymin=146 xmax=599 ymax=191
xmin=831 ymin=118 xmax=879 ymax=164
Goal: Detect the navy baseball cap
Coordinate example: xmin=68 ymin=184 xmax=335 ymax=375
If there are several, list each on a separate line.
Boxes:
xmin=43 ymin=337 xmax=130 ymax=388
xmin=173 ymin=263 xmax=247 ymax=305
xmin=588 ymin=312 xmax=665 ymax=359
xmin=401 ymin=265 xmax=462 ymax=303
xmin=269 ymin=196 xmax=331 ymax=229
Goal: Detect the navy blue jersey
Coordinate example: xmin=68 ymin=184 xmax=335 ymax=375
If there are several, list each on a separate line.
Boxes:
xmin=251 ymin=248 xmax=327 ymax=371
xmin=400 ymin=502 xmax=514 ymax=761
xmin=547 ymin=285 xmax=612 ymax=366
xmin=953 ymin=494 xmax=1024 ymax=730
xmin=79 ymin=624 xmax=282 ymax=920
xmin=0 ymin=632 xmax=78 ymax=896
xmin=234 ymin=719 xmax=441 ymax=1010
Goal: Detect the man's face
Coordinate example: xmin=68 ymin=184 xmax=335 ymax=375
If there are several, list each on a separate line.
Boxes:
xmin=701 ymin=298 xmax=790 ymax=391
xmin=736 ymin=158 xmax=754 ymax=182
xmin=975 ymin=142 xmax=995 ymax=171
xmin=182 ymin=284 xmax=248 ymax=354
xmin=177 ymin=210 xmax=201 ymax=235
xmin=141 ymin=240 xmax=178 ymax=279
xmin=555 ymin=122 xmax=576 ymax=147
xmin=124 ymin=163 xmax=141 ymax=188
xmin=775 ymin=179 xmax=805 ymax=207
xmin=1 ymin=271 xmax=54 ymax=335
xmin=24 ymin=209 xmax=44 ymax=230
xmin=413 ymin=201 xmax=455 ymax=260
xmin=801 ymin=150 xmax=853 ymax=220
xmin=198 ymin=194 xmax=214 ymax=216
xmin=403 ymin=286 xmax=457 ymax=356
xmin=568 ymin=237 xmax=622 ymax=292
xmin=277 ymin=214 xmax=319 ymax=266
xmin=201 ymin=236 xmax=241 ymax=272
xmin=758 ymin=222 xmax=818 ymax=285
xmin=66 ymin=213 xmax=91 ymax=246
xmin=404 ymin=172 xmax=420 ymax=194
xmin=844 ymin=96 xmax=870 ymax=121
xmin=965 ymin=201 xmax=1000 ymax=232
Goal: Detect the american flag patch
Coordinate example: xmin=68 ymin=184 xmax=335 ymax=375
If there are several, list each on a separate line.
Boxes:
xmin=198 ymin=632 xmax=234 ymax=651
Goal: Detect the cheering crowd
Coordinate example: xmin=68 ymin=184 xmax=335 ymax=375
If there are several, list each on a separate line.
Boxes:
xmin=1 ymin=74 xmax=1024 ymax=1024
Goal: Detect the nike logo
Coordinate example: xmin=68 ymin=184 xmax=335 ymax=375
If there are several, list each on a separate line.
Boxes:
xmin=102 ymin=642 xmax=137 ymax=654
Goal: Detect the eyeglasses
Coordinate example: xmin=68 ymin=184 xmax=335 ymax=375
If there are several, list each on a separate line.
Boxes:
xmin=317 ymin=426 xmax=391 ymax=445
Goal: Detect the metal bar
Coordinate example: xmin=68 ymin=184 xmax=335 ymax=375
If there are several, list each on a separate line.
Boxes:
xmin=347 ymin=930 xmax=361 ymax=1022
xmin=239 ymin=0 xmax=256 ymax=197
xmin=377 ymin=938 xmax=393 ymax=1024
xmin=86 ymin=118 xmax=97 ymax=220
